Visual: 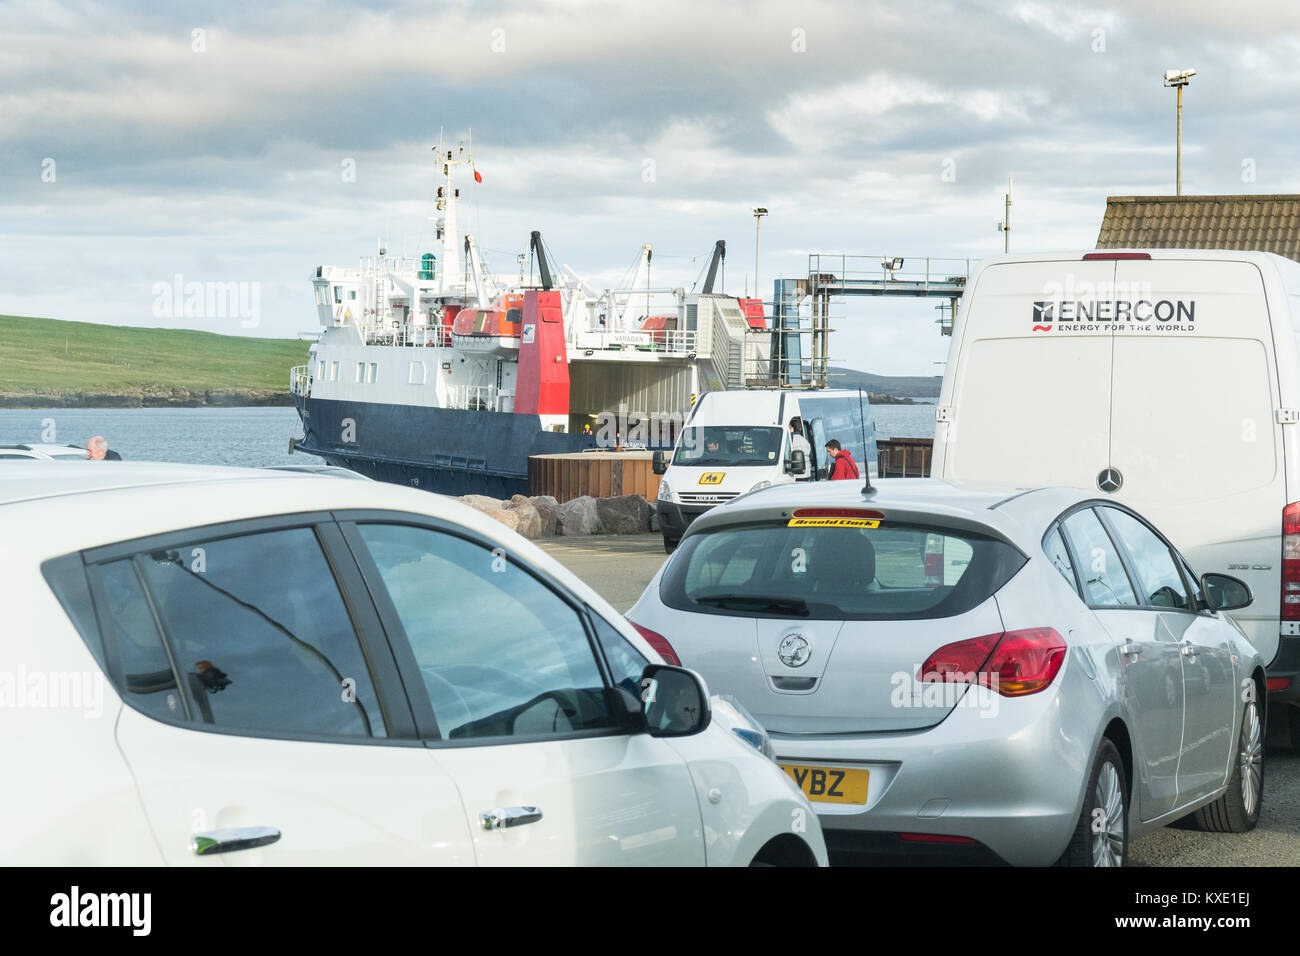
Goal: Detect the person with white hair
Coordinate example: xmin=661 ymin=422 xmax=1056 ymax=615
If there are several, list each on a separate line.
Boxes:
xmin=85 ymin=436 xmax=122 ymax=460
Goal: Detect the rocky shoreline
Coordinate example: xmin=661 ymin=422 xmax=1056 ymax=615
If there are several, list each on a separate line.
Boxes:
xmin=455 ymin=493 xmax=658 ymax=539
xmin=0 ymin=388 xmax=293 ymax=408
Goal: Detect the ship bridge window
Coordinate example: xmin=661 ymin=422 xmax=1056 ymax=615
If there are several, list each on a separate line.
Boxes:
xmin=334 ymin=286 xmax=344 ymax=304
xmin=356 ymin=362 xmax=364 ymax=383
xmin=349 ymin=290 xmax=357 ymax=300
xmin=314 ymin=284 xmax=328 ymax=308
xmin=330 ymin=361 xmax=339 ymax=381
xmin=367 ymin=362 xmax=378 ymax=384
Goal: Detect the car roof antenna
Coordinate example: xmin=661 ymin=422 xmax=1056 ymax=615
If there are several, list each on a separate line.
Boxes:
xmin=858 ymin=388 xmax=875 ymax=497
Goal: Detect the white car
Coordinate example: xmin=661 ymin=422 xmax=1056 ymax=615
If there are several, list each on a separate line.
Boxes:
xmin=1 ymin=462 xmax=825 ymax=866
xmin=0 ymin=443 xmax=91 ymax=461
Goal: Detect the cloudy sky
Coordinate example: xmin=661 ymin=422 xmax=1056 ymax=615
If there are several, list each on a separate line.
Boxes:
xmin=3 ymin=0 xmax=1298 ymax=375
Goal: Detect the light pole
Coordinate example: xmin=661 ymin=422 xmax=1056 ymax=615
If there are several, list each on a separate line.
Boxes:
xmin=752 ymin=207 xmax=768 ymax=304
xmin=997 ymin=176 xmax=1013 ymax=253
xmin=1163 ymin=69 xmax=1196 ymax=195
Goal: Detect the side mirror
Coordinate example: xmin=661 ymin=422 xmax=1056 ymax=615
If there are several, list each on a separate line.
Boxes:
xmin=641 ymin=664 xmax=711 ymax=738
xmin=1202 ymin=573 xmax=1253 ymax=612
xmin=652 ymin=450 xmax=668 ymax=475
xmin=784 ymin=449 xmax=806 ymax=476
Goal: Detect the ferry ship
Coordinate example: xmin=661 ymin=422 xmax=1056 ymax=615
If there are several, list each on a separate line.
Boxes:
xmin=290 ymin=133 xmax=779 ymax=496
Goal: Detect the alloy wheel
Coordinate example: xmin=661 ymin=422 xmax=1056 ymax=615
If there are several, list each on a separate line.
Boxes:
xmin=1239 ymin=700 xmax=1263 ymax=817
xmin=1092 ymin=761 xmax=1125 ymax=867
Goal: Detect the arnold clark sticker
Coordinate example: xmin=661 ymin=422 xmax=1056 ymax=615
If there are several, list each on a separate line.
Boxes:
xmin=788 ymin=517 xmax=880 ymax=528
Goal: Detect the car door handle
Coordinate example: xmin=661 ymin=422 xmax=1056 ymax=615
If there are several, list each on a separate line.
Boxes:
xmin=479 ymin=806 xmax=543 ymax=831
xmin=1180 ymin=641 xmax=1197 ymax=659
xmin=190 ymin=826 xmax=281 ymax=856
xmin=1119 ymin=643 xmax=1141 ymax=658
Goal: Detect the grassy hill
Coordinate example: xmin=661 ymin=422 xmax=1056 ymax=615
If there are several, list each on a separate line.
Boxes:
xmin=825 ymin=366 xmax=942 ymax=399
xmin=0 ymin=315 xmax=308 ymax=406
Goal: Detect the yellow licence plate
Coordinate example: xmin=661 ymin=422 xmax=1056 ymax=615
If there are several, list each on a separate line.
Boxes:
xmin=779 ymin=764 xmax=869 ymax=804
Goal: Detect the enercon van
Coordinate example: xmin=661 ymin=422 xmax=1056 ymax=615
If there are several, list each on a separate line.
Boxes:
xmin=932 ymin=249 xmax=1300 ymax=747
xmin=654 ymin=389 xmax=876 ymax=552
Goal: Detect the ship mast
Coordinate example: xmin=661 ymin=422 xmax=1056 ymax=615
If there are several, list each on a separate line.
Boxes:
xmin=433 ymin=128 xmax=473 ymax=296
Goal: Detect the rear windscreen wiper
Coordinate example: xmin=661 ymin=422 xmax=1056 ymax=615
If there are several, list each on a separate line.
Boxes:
xmin=694 ymin=593 xmax=809 ymax=615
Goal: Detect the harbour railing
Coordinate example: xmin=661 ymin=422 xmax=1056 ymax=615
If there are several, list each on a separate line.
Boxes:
xmin=806 ymin=254 xmax=972 ymax=291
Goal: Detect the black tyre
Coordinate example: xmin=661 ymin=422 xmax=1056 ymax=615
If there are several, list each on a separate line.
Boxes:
xmin=663 ymin=535 xmax=678 ymax=554
xmin=1288 ymin=704 xmax=1300 ymax=754
xmin=1056 ymin=738 xmax=1127 ymax=867
xmin=1188 ymin=696 xmax=1263 ymax=832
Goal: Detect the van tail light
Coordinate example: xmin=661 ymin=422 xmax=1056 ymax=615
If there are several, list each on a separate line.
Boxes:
xmin=918 ymin=628 xmax=1067 ymax=697
xmin=923 ymin=533 xmax=944 ymax=587
xmin=1282 ymin=502 xmax=1300 ymax=622
xmin=1266 ymin=676 xmax=1292 ymax=692
xmin=629 ymin=621 xmax=681 ymax=666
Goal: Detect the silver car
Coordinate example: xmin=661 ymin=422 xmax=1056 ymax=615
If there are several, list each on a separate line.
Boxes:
xmin=627 ymin=479 xmax=1267 ymax=866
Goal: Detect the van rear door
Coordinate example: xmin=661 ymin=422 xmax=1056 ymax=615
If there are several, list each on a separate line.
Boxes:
xmin=940 ymin=259 xmax=1116 ymax=488
xmin=1109 ymin=258 xmax=1283 ymax=664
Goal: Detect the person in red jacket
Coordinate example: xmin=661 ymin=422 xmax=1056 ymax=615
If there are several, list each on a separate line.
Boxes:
xmin=825 ymin=439 xmax=859 ymax=481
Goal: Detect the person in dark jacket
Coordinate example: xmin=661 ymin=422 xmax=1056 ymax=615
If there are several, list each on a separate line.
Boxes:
xmin=86 ymin=436 xmax=122 ymax=460
xmin=825 ymin=439 xmax=859 ymax=481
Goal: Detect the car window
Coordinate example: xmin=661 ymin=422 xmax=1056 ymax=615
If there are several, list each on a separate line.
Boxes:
xmin=1101 ymin=508 xmax=1192 ymax=610
xmin=1043 ymin=526 xmax=1079 ymax=595
xmin=589 ymin=611 xmax=650 ymax=699
xmin=660 ymin=519 xmax=1024 ymax=620
xmin=1061 ymin=509 xmax=1138 ymax=607
xmin=356 ymin=524 xmax=617 ymax=741
xmin=95 ymin=559 xmax=185 ymax=722
xmin=108 ymin=527 xmax=386 ymax=738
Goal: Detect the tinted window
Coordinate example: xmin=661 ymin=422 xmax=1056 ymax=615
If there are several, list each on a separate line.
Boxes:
xmin=1061 ymin=509 xmax=1137 ymax=607
xmin=589 ymin=612 xmax=650 ymax=699
xmin=128 ymin=527 xmax=385 ymax=737
xmin=1043 ymin=527 xmax=1079 ymax=595
xmin=1101 ymin=509 xmax=1191 ymax=610
xmin=660 ymin=520 xmax=1025 ymax=620
xmin=357 ymin=524 xmax=616 ymax=740
xmin=95 ymin=559 xmax=185 ymax=721
xmin=673 ymin=426 xmax=784 ymax=468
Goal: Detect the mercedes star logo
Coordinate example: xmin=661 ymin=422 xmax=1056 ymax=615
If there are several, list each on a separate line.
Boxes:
xmin=778 ymin=633 xmax=812 ymax=668
xmin=1097 ymin=468 xmax=1123 ymax=493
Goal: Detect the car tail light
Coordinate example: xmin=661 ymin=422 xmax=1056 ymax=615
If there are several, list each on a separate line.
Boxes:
xmin=918 ymin=634 xmax=999 ymax=681
xmin=923 ymin=533 xmax=944 ymax=587
xmin=899 ymin=832 xmax=978 ymax=844
xmin=919 ymin=628 xmax=1066 ymax=697
xmin=1282 ymin=502 xmax=1300 ymax=622
xmin=1266 ymin=676 xmax=1292 ymax=692
xmin=629 ymin=621 xmax=681 ymax=666
xmin=791 ymin=508 xmax=885 ymax=519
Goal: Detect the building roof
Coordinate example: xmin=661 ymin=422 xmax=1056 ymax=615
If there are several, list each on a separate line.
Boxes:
xmin=1096 ymin=195 xmax=1300 ymax=262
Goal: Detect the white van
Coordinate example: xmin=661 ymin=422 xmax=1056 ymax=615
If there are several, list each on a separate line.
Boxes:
xmin=654 ymin=389 xmax=876 ymax=552
xmin=932 ymin=249 xmax=1300 ymax=746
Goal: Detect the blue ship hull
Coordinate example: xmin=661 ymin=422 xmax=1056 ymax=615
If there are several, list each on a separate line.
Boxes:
xmin=293 ymin=395 xmax=591 ymax=497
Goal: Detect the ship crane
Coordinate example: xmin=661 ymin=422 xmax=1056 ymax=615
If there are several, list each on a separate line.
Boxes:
xmin=605 ymin=243 xmax=653 ymax=331
xmin=464 ymin=234 xmax=497 ymax=307
xmin=700 ymin=239 xmax=726 ymax=294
